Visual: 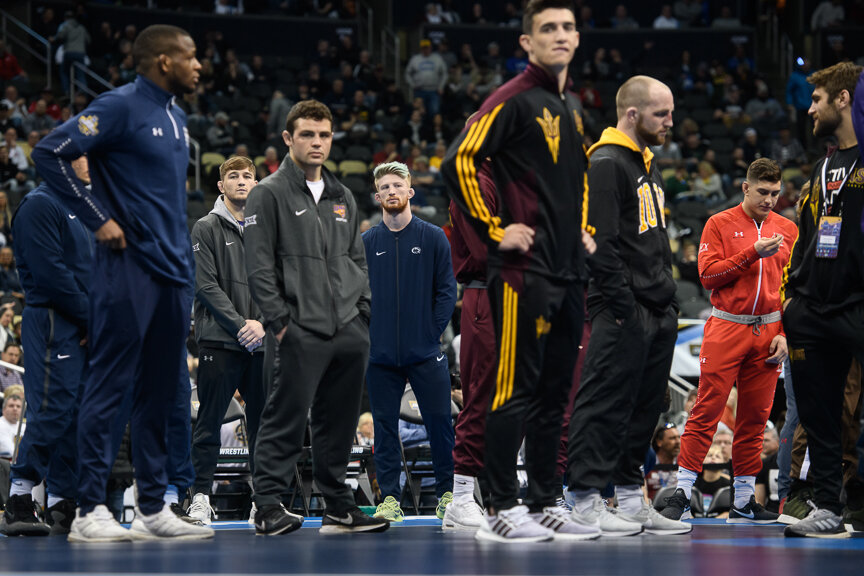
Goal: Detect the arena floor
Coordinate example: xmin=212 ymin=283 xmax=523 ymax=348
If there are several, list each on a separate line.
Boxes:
xmin=0 ymin=517 xmax=862 ymax=575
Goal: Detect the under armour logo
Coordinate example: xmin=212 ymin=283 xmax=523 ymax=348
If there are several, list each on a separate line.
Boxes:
xmin=203 ymin=355 xmax=213 ymax=361
xmin=700 ymin=357 xmax=706 ymax=364
xmin=152 ymin=127 xmax=163 ymax=137
xmin=733 ymin=231 xmax=744 ymax=238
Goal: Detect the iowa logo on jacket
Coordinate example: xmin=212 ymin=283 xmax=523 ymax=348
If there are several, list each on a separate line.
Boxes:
xmin=536 ymin=108 xmax=560 ymax=164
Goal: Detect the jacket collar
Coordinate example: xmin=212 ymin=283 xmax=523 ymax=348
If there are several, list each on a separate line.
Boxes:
xmin=210 ymin=195 xmax=244 ymax=234
xmin=135 ymin=75 xmax=175 ymax=107
xmin=524 ymin=62 xmax=571 ymax=95
xmin=278 ymin=154 xmax=343 ymax=200
xmin=587 ymin=127 xmax=654 ymax=173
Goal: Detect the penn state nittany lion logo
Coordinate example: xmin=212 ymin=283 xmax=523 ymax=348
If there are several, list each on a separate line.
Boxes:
xmin=536 ymin=108 xmax=560 ymax=164
xmin=78 ymin=115 xmax=99 ymax=136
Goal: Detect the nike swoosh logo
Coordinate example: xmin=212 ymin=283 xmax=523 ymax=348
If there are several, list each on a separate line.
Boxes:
xmin=437 ymin=354 xmax=445 ymax=362
xmin=225 ymin=241 xmax=235 ymax=246
xmin=57 ymin=354 xmax=71 ymax=360
xmin=736 ymin=510 xmax=755 ymax=519
xmin=68 ymin=214 xmax=76 ymax=220
xmin=295 ymin=209 xmax=307 ymax=216
xmin=637 ymin=176 xmax=645 ymax=183
xmin=376 ymin=251 xmax=386 ymax=256
xmin=326 ymin=513 xmax=353 ymax=525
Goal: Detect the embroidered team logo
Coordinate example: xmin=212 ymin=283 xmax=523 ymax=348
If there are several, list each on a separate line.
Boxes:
xmin=733 ymin=231 xmax=744 ymax=238
xmin=192 ymin=243 xmax=200 ymax=252
xmin=245 ymin=214 xmax=257 ymax=226
xmin=535 ymin=108 xmax=560 ymax=164
xmin=78 ymin=115 xmax=99 ymax=136
xmin=699 ymin=243 xmax=709 ymax=253
xmin=333 ymin=204 xmax=347 ymax=222
xmin=411 ymin=247 xmax=421 ymax=254
xmin=535 ymin=315 xmax=552 ymax=339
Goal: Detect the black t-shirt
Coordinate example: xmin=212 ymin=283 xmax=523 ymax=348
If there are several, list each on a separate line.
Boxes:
xmin=821 ymin=146 xmax=860 ymax=217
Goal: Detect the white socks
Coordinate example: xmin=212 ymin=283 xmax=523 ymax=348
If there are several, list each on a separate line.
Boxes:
xmin=452 ymin=474 xmax=475 ymax=502
xmin=675 ymin=467 xmax=698 ymax=500
xmin=47 ymin=494 xmax=64 ymax=508
xmin=568 ymin=488 xmax=599 ymax=515
xmin=10 ymin=478 xmax=35 ymax=497
xmin=733 ymin=476 xmax=756 ymax=508
xmin=615 ymin=485 xmax=644 ymax=515
xmin=163 ymin=484 xmax=180 ymax=505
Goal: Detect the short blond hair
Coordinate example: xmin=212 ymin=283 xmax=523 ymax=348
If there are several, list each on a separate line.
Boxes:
xmin=373 ymin=161 xmax=411 ymax=189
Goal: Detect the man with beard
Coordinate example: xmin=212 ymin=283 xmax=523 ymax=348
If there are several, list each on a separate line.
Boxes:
xmin=32 ymin=25 xmax=213 ymax=542
xmin=566 ymin=76 xmax=691 ymax=536
xmin=659 ymin=158 xmax=795 ymax=524
xmin=361 ymin=161 xmax=457 ymax=524
xmin=782 ymin=61 xmax=864 ymax=539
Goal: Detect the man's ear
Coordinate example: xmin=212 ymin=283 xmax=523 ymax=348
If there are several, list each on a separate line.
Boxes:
xmin=217 ymin=181 xmax=224 ymax=194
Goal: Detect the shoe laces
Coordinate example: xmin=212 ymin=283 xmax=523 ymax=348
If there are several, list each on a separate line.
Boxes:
xmin=497 ymin=505 xmax=533 ymax=528
xmin=188 ymin=497 xmax=214 ymax=517
xmin=555 ymin=496 xmax=572 ymax=512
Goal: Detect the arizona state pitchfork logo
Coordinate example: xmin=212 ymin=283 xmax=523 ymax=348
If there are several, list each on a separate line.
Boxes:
xmin=536 ymin=108 xmax=560 ymax=164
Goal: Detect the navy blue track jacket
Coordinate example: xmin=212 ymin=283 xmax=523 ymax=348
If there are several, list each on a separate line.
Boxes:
xmin=363 ymin=217 xmax=457 ymax=366
xmin=31 ymin=75 xmax=193 ymax=286
xmin=12 ymin=184 xmax=92 ymax=332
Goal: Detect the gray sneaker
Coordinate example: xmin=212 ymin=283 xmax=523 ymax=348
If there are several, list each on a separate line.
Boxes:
xmin=617 ymin=501 xmax=692 ymax=535
xmin=784 ymin=506 xmax=850 ymax=539
xmin=475 ymin=505 xmax=553 ymax=543
xmin=570 ymin=495 xmax=642 ymax=537
xmin=531 ymin=506 xmax=600 ymax=541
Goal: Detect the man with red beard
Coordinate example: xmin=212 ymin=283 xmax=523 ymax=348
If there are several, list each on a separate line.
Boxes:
xmin=362 ymin=161 xmax=457 ymax=524
xmin=566 ymin=76 xmax=691 ymax=536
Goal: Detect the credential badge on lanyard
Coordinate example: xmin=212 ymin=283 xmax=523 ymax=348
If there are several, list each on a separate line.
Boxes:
xmin=815 ymin=157 xmax=857 ymax=259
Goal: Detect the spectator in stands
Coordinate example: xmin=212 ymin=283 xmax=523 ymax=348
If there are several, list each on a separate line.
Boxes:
xmin=694 ymin=445 xmax=732 ymax=513
xmin=434 ymin=38 xmax=457 ymax=70
xmin=0 ymin=40 xmax=26 ymax=84
xmin=501 ymin=2 xmax=522 ymax=27
xmin=645 ymin=424 xmax=681 ymax=501
xmin=356 ymin=412 xmax=374 ymax=447
xmin=429 ymin=140 xmax=447 ymax=173
xmin=363 ymin=161 xmax=456 ymax=524
xmin=611 ymin=4 xmax=639 ymax=29
xmin=3 ymin=129 xmax=27 ymax=175
xmin=774 ymin=176 xmax=803 ymax=216
xmin=770 ymin=127 xmax=807 ymax=168
xmin=52 ymin=10 xmax=91 ymax=94
xmin=0 ymin=191 xmax=11 ymax=244
xmin=582 ymin=48 xmax=610 ymax=82
xmin=713 ymin=428 xmax=733 ymax=462
xmin=0 ymin=343 xmax=22 ymax=393
xmin=261 ymin=146 xmax=279 ymax=174
xmin=715 ymin=83 xmax=748 ymax=127
xmin=681 ymin=131 xmax=708 ymax=170
xmin=756 ymin=425 xmax=780 ymax=511
xmin=654 ymin=4 xmax=680 ymax=29
xmin=467 ymin=3 xmax=487 ymax=24
xmin=712 ymin=6 xmax=742 ymax=28
xmin=746 ymin=81 xmax=787 ymax=133
xmin=405 ymin=39 xmax=447 ymax=118
xmin=652 ymin=133 xmax=682 ymax=169
xmin=665 ymin=165 xmax=692 ymax=200
xmin=677 ymin=240 xmax=700 ymax=285
xmin=373 ymin=139 xmax=402 ymax=167
xmin=399 ymin=110 xmax=426 ymax=149
xmin=691 ymin=161 xmax=724 ymax=202
xmin=0 ymin=392 xmax=23 ymax=458
xmin=726 ymin=45 xmax=755 ymax=81
xmin=673 ymin=0 xmax=702 ymax=27
xmin=207 ymin=111 xmax=236 ymax=155
xmin=33 ymin=6 xmax=58 ymax=44
xmin=740 ymin=127 xmax=767 ymax=163
xmin=2 ymin=87 xmax=27 ymax=129
xmin=811 ymin=0 xmax=845 ymax=31
xmin=377 ymin=79 xmax=407 ymax=118
xmin=22 ymin=100 xmax=54 ymax=138
xmin=505 ymin=46 xmax=529 ymax=78
xmin=786 ymin=57 xmax=814 ymax=143
xmin=0 ymin=145 xmax=34 ymax=208
xmin=302 ymin=63 xmax=327 ymax=98
xmin=24 ymin=131 xmax=40 ymax=169
xmin=267 ymin=90 xmax=293 ymax=139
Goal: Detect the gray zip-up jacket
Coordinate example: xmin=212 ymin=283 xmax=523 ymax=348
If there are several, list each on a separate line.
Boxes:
xmin=191 ymin=195 xmax=263 ymax=351
xmin=244 ymin=155 xmax=370 ymax=338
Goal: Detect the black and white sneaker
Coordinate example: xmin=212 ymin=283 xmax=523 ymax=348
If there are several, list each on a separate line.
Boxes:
xmin=0 ymin=494 xmax=51 ymax=537
xmin=320 ymin=507 xmax=390 ymax=534
xmin=727 ymin=496 xmax=780 ymax=524
xmin=254 ymin=504 xmax=304 ymax=536
xmin=46 ymin=499 xmax=77 ymax=536
xmin=784 ymin=506 xmax=850 ymax=539
xmin=658 ymin=488 xmax=692 ymax=521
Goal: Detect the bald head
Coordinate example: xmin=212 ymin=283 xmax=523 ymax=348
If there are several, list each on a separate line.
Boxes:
xmin=616 ymin=76 xmax=672 ymax=119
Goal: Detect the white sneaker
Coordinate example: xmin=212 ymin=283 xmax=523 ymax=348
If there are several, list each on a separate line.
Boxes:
xmin=131 ymin=504 xmax=215 ymax=540
xmin=616 ymin=501 xmax=692 ymax=535
xmin=68 ymin=505 xmax=136 ymax=543
xmin=475 ymin=505 xmax=553 ymax=543
xmin=248 ymin=502 xmax=257 ymax=526
xmin=186 ymin=493 xmax=215 ymax=526
xmin=442 ymin=496 xmax=485 ymax=531
xmin=532 ymin=506 xmax=600 ymax=541
xmin=570 ymin=495 xmax=642 ymax=537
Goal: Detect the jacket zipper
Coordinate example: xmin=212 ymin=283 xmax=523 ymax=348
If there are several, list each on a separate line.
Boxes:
xmin=395 ymin=234 xmax=400 ymax=366
xmin=316 ymin=205 xmax=337 ymax=333
xmin=751 ymin=220 xmax=763 ymax=315
xmin=165 ymin=99 xmax=180 ymax=139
